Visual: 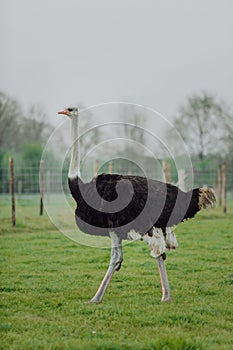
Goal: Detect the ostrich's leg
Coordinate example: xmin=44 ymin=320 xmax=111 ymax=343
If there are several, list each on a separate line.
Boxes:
xmin=143 ymin=227 xmax=171 ymax=302
xmin=87 ymin=231 xmax=123 ymax=304
xmin=156 ymin=254 xmax=171 ymax=302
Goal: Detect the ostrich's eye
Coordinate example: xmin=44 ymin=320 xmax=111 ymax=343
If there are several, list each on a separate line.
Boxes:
xmin=67 ymin=108 xmax=73 ymax=112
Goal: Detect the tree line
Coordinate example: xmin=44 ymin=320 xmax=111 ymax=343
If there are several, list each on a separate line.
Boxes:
xmin=0 ymin=89 xmax=232 ymax=191
xmin=0 ymin=91 xmax=53 ymax=167
xmin=166 ymin=92 xmax=233 ymax=162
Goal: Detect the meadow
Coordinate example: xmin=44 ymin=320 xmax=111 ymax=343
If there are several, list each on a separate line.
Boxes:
xmin=0 ymin=195 xmax=232 ymax=350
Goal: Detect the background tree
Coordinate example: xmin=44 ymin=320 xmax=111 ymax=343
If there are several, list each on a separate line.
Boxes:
xmin=79 ymin=107 xmax=100 ymax=160
xmin=0 ymin=91 xmax=55 ymax=193
xmin=22 ymin=143 xmax=43 ymax=166
xmin=168 ymin=92 xmax=230 ymax=160
xmin=0 ymin=91 xmax=23 ymax=150
xmin=222 ymin=109 xmax=233 ymax=157
xmin=122 ymin=104 xmax=146 ymax=157
xmin=0 ymin=91 xmax=52 ymax=152
xmin=21 ymin=104 xmax=52 ymax=146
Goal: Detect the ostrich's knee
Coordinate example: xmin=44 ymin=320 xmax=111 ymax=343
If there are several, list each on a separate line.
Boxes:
xmin=165 ymin=227 xmax=178 ymax=250
xmin=110 ymin=246 xmax=123 ymax=271
xmin=143 ymin=228 xmax=166 ymax=258
xmin=111 ymin=256 xmax=123 ymax=271
xmin=115 ymin=258 xmax=123 ymax=271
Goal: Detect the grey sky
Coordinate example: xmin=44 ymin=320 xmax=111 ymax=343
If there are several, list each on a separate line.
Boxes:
xmin=1 ymin=0 xmax=232 ymax=126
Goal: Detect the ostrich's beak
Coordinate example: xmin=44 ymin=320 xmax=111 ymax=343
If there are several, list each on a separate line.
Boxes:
xmin=58 ymin=109 xmax=69 ymax=115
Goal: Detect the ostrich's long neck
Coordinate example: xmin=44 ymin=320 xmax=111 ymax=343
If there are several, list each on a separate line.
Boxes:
xmin=69 ymin=115 xmax=81 ymax=179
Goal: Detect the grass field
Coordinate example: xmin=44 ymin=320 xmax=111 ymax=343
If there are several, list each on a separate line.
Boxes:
xmin=0 ymin=195 xmax=232 ymax=350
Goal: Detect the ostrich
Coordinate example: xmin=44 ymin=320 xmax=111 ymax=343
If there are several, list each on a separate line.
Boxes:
xmin=58 ymin=107 xmax=216 ymax=303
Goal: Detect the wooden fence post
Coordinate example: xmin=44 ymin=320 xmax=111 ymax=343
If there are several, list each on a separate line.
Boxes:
xmin=94 ymin=159 xmax=99 ymax=177
xmin=162 ymin=160 xmax=166 ymax=183
xmin=217 ymin=165 xmax=222 ymax=207
xmin=162 ymin=160 xmax=171 ymax=184
xmin=9 ymin=157 xmax=16 ymax=226
xmin=177 ymin=169 xmax=187 ymax=191
xmin=222 ymin=162 xmax=227 ymax=214
xmin=166 ymin=163 xmax=171 ymax=184
xmin=109 ymin=161 xmax=113 ymax=174
xmin=39 ymin=160 xmax=44 ymax=216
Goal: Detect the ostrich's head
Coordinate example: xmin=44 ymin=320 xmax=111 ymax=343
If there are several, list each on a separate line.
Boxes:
xmin=58 ymin=107 xmax=79 ymax=118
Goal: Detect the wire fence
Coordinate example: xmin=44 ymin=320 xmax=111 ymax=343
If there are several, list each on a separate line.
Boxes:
xmin=0 ymin=158 xmax=232 ymax=198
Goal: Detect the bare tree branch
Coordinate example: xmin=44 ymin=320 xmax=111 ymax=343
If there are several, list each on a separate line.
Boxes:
xmin=168 ymin=92 xmax=230 ymax=159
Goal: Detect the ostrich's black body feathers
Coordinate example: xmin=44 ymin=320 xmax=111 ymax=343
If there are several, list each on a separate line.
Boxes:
xmin=68 ymin=174 xmax=201 ymax=239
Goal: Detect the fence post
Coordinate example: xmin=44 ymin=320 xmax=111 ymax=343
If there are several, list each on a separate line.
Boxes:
xmin=177 ymin=169 xmax=187 ymax=191
xmin=94 ymin=159 xmax=99 ymax=177
xmin=39 ymin=160 xmax=44 ymax=216
xmin=222 ymin=162 xmax=227 ymax=214
xmin=166 ymin=163 xmax=171 ymax=184
xmin=9 ymin=157 xmax=16 ymax=226
xmin=109 ymin=161 xmax=113 ymax=174
xmin=162 ymin=160 xmax=171 ymax=184
xmin=162 ymin=160 xmax=166 ymax=183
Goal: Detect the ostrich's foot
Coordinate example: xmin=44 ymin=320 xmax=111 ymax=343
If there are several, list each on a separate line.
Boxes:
xmin=161 ymin=295 xmax=172 ymax=303
xmin=85 ymin=297 xmax=101 ymax=304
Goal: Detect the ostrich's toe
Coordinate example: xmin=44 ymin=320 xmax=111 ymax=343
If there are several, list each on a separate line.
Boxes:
xmin=161 ymin=296 xmax=172 ymax=303
xmin=85 ymin=297 xmax=102 ymax=304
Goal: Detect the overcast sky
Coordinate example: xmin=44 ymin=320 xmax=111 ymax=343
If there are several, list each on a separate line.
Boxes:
xmin=1 ymin=0 xmax=233 ymax=125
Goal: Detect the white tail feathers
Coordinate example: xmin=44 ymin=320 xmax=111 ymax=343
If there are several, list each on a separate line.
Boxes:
xmin=198 ymin=187 xmax=216 ymax=210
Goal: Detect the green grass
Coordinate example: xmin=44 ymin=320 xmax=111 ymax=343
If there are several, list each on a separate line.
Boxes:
xmin=0 ymin=195 xmax=233 ymax=350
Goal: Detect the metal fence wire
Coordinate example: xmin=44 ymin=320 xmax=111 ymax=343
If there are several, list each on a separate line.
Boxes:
xmin=0 ymin=158 xmax=232 ymax=198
